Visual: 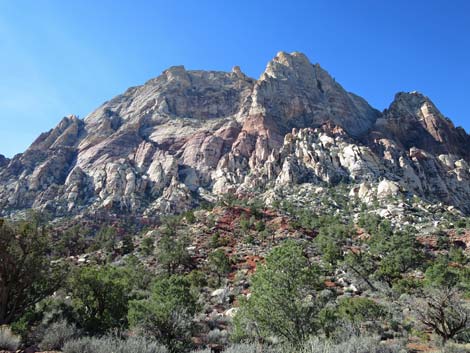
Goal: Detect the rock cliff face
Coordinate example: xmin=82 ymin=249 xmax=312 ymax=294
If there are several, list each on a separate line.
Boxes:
xmin=373 ymin=91 xmax=470 ymax=159
xmin=1 ymin=51 xmax=469 ymax=216
xmin=0 ymin=155 xmax=7 ymax=168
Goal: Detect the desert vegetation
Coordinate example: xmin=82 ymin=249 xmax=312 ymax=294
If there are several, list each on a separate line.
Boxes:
xmin=1 ymin=189 xmax=470 ymax=353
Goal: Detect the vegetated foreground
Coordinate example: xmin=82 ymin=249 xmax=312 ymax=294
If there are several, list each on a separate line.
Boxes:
xmin=2 ymin=187 xmax=470 ymax=353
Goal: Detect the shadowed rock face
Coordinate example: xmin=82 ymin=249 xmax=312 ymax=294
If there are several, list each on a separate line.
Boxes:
xmin=0 ymin=155 xmax=7 ymax=168
xmin=1 ymin=51 xmax=470 ymax=216
xmin=373 ymin=92 xmax=470 ymax=159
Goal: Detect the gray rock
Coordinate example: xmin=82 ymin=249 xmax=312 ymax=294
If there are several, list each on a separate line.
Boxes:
xmin=1 ymin=52 xmax=470 ymax=217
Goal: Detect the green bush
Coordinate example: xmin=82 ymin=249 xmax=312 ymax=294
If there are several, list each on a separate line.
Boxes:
xmin=208 ymin=249 xmax=231 ymax=286
xmin=424 ymin=257 xmax=459 ymax=288
xmin=67 ymin=265 xmax=131 ymax=334
xmin=239 ymin=215 xmax=252 ymax=232
xmin=370 ymin=229 xmax=423 ymax=286
xmin=156 ymin=233 xmax=192 ymax=274
xmin=184 ymin=211 xmax=196 ymax=224
xmin=337 ymin=297 xmax=386 ymax=326
xmin=141 ymin=236 xmax=155 ymax=256
xmin=128 ymin=275 xmax=198 ymax=353
xmin=186 ymin=270 xmax=208 ymax=290
xmin=0 ymin=218 xmax=67 ymax=325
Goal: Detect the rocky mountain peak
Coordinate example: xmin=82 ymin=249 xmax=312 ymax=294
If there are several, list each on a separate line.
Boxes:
xmin=163 ymin=65 xmax=190 ymax=85
xmin=231 ymin=66 xmax=246 ymax=79
xmin=389 ymin=91 xmax=444 ymax=123
xmin=251 ymin=51 xmax=380 ymax=137
xmin=263 ymin=51 xmax=316 ymax=82
xmin=375 ymin=91 xmax=470 ymax=159
xmin=1 ymin=52 xmax=470 ymax=217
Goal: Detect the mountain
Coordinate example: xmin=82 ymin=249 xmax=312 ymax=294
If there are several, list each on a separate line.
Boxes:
xmin=1 ymin=51 xmax=470 ymax=217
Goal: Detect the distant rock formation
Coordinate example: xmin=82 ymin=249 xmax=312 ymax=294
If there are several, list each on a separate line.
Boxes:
xmin=1 ymin=52 xmax=469 ymax=216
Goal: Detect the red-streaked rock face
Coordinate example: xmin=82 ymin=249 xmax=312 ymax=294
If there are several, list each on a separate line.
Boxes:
xmin=1 ymin=52 xmax=470 ymax=216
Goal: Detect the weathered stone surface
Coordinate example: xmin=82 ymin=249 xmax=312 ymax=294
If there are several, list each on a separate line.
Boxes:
xmin=373 ymin=91 xmax=470 ymax=159
xmin=377 ymin=180 xmax=400 ymax=199
xmin=1 ymin=52 xmax=470 ymax=216
xmin=249 ymin=51 xmax=380 ymax=138
xmin=0 ymin=154 xmax=8 ymax=168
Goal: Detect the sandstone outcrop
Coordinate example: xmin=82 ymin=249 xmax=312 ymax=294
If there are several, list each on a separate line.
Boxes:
xmin=1 ymin=52 xmax=469 ymax=216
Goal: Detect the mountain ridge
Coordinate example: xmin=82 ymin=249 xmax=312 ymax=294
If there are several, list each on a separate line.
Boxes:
xmin=1 ymin=51 xmax=470 ymax=217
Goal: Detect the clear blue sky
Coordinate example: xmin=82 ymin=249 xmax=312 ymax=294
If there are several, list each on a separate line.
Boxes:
xmin=1 ymin=0 xmax=469 ymax=157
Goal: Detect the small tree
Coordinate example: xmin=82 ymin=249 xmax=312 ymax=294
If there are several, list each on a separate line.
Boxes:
xmin=128 ymin=275 xmax=197 ymax=353
xmin=68 ymin=265 xmax=130 ymax=334
xmin=343 ymin=248 xmax=377 ymax=291
xmin=208 ymin=249 xmax=231 ymax=286
xmin=140 ymin=237 xmax=155 ymax=256
xmin=234 ymin=240 xmax=326 ymax=344
xmin=156 ymin=234 xmax=191 ymax=274
xmin=0 ymin=218 xmax=66 ymax=325
xmin=88 ymin=226 xmax=117 ymax=252
xmin=415 ymin=287 xmax=469 ymax=344
xmin=424 ymin=256 xmax=460 ymax=288
xmin=370 ymin=229 xmax=423 ymax=286
xmin=121 ymin=235 xmax=135 ymax=255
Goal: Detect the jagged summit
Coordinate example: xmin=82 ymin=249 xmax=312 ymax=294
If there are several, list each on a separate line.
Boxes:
xmin=1 ymin=52 xmax=470 ymax=217
xmin=374 ymin=91 xmax=470 ymax=158
xmin=251 ymin=51 xmax=380 ymax=137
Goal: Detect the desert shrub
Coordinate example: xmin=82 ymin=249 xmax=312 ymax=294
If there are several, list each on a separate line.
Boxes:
xmin=225 ymin=343 xmax=268 ymax=353
xmin=156 ymin=233 xmax=192 ymax=274
xmin=392 ymin=277 xmax=423 ymax=295
xmin=233 ymin=240 xmax=326 ymax=344
xmin=0 ymin=218 xmax=67 ymax=325
xmin=67 ymin=265 xmax=130 ymax=334
xmin=456 ymin=219 xmax=467 ymax=229
xmin=254 ymin=220 xmax=265 ymax=232
xmin=186 ymin=270 xmax=208 ymax=290
xmin=87 ymin=226 xmax=117 ymax=252
xmin=424 ymin=256 xmax=460 ymax=288
xmin=449 ymin=247 xmax=467 ymax=265
xmin=0 ymin=325 xmax=21 ymax=351
xmin=39 ymin=319 xmax=79 ymax=350
xmin=414 ymin=287 xmax=470 ymax=344
xmin=337 ymin=297 xmax=386 ymax=326
xmin=437 ymin=234 xmax=451 ymax=250
xmin=63 ymin=335 xmax=168 ymax=353
xmin=370 ymin=229 xmax=423 ymax=286
xmin=208 ymin=249 xmax=231 ymax=286
xmin=184 ymin=210 xmax=196 ymax=224
xmin=128 ymin=275 xmax=198 ymax=353
xmin=66 ymin=257 xmax=152 ymax=335
xmin=358 ymin=213 xmax=393 ymax=237
xmin=207 ymin=328 xmax=229 ymax=345
xmin=239 ymin=215 xmax=252 ymax=232
xmin=297 ymin=335 xmax=405 ymax=353
xmin=439 ymin=344 xmax=470 ymax=353
xmin=141 ymin=236 xmax=155 ymax=256
xmin=121 ymin=234 xmax=135 ymax=254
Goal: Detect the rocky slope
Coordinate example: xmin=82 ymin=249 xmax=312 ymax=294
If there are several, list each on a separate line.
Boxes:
xmin=1 ymin=51 xmax=469 ymax=216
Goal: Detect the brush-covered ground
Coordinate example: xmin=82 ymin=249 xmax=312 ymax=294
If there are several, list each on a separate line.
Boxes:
xmin=1 ymin=183 xmax=470 ymax=353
